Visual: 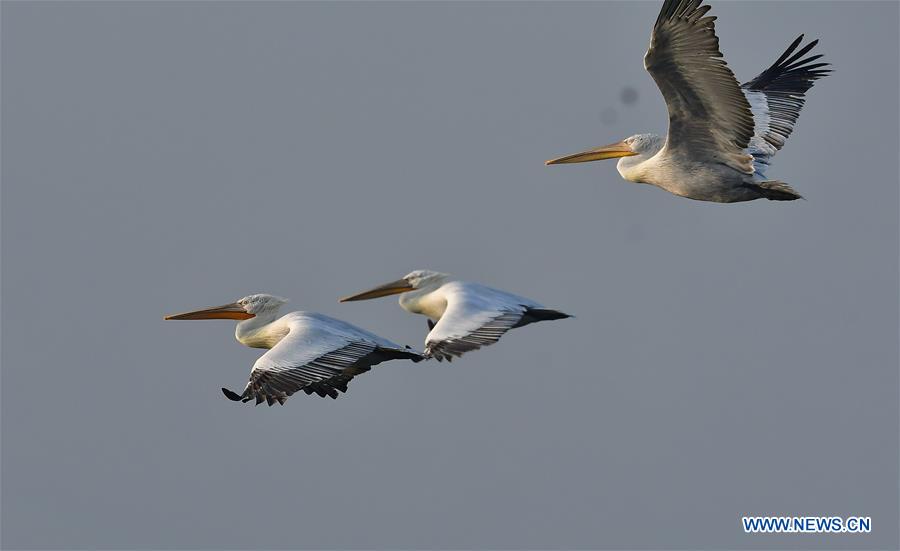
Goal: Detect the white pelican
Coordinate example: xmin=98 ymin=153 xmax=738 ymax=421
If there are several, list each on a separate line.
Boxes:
xmin=545 ymin=0 xmax=831 ymax=203
xmin=164 ymin=294 xmax=423 ymax=405
xmin=339 ymin=270 xmax=571 ymax=361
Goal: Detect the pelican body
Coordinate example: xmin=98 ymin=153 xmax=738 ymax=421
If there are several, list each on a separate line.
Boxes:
xmin=340 ymin=270 xmax=571 ymax=361
xmin=546 ymin=0 xmax=831 ymax=203
xmin=165 ymin=294 xmax=423 ymax=405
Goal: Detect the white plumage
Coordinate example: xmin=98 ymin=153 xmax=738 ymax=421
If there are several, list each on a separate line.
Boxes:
xmin=341 ymin=270 xmax=571 ymax=361
xmin=165 ymin=294 xmax=423 ymax=405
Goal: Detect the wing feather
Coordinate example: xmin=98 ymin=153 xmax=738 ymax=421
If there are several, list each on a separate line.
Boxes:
xmin=423 ymin=282 xmax=544 ymax=362
xmin=741 ymin=35 xmax=831 ymax=175
xmin=229 ymin=313 xmax=422 ymax=405
xmin=644 ymin=0 xmax=755 ymax=173
xmin=426 ymin=310 xmax=525 ymax=362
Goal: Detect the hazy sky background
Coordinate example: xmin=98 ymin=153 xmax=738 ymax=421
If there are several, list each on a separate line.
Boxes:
xmin=2 ymin=1 xmax=898 ymax=549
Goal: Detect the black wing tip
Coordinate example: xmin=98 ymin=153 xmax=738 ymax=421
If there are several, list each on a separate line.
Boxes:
xmin=787 ymin=36 xmax=827 ymax=64
xmin=516 ymin=307 xmax=574 ymax=327
xmin=221 ymin=387 xmax=243 ymax=401
xmin=756 ymin=180 xmax=803 ymax=201
xmin=744 ymin=35 xmax=831 ymax=92
xmin=391 ymin=345 xmax=426 ymax=363
xmin=424 ymin=350 xmax=454 ymax=362
xmin=657 ymin=0 xmax=712 ymax=26
xmin=551 ymin=310 xmax=575 ymax=319
xmin=540 ymin=309 xmax=574 ymax=321
xmin=223 ymin=387 xmax=287 ymax=405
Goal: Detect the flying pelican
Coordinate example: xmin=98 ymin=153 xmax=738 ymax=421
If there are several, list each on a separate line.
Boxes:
xmin=545 ymin=0 xmax=831 ymax=203
xmin=164 ymin=294 xmax=423 ymax=405
xmin=339 ymin=270 xmax=571 ymax=361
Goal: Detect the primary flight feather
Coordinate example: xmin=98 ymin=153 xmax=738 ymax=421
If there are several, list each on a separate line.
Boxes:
xmin=546 ymin=0 xmax=831 ymax=203
xmin=165 ymin=294 xmax=423 ymax=405
xmin=340 ymin=270 xmax=571 ymax=362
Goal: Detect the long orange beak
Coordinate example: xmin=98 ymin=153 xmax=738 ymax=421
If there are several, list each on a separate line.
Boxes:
xmin=339 ymin=279 xmax=414 ymax=302
xmin=545 ymin=140 xmax=637 ymax=165
xmin=164 ymin=302 xmax=254 ymax=320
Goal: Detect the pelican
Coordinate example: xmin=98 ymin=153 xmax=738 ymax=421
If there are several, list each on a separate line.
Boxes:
xmin=545 ymin=0 xmax=831 ymax=203
xmin=339 ymin=270 xmax=571 ymax=361
xmin=164 ymin=294 xmax=423 ymax=405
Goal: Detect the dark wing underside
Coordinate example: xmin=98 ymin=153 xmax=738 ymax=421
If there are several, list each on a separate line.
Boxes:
xmin=227 ymin=341 xmax=422 ymax=406
xmin=644 ymin=0 xmax=755 ymax=173
xmin=425 ymin=310 xmax=524 ymax=362
xmin=425 ymin=306 xmax=571 ymax=362
xmin=241 ymin=342 xmax=376 ymax=404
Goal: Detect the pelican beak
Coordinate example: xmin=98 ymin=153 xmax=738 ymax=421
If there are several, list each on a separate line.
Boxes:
xmin=164 ymin=302 xmax=254 ymax=320
xmin=339 ymin=279 xmax=414 ymax=302
xmin=545 ymin=140 xmax=637 ymax=165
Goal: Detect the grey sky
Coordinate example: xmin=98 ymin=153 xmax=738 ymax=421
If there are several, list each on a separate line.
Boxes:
xmin=2 ymin=1 xmax=898 ymax=549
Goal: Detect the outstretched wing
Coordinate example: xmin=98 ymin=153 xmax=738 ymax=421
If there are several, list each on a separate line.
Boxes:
xmin=424 ymin=282 xmax=548 ymax=362
xmin=226 ymin=313 xmax=422 ymax=405
xmin=742 ymin=35 xmax=831 ymax=176
xmin=426 ymin=308 xmax=525 ymax=362
xmin=644 ymin=0 xmax=755 ymax=173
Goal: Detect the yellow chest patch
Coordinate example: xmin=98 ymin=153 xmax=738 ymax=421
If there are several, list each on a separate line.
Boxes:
xmin=402 ymin=291 xmax=448 ymax=321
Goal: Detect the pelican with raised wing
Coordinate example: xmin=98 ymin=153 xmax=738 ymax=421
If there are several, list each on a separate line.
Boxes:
xmin=340 ymin=270 xmax=571 ymax=361
xmin=545 ymin=0 xmax=831 ymax=203
xmin=164 ymin=294 xmax=423 ymax=405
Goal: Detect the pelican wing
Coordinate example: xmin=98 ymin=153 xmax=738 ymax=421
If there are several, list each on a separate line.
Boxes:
xmin=644 ymin=0 xmax=755 ymax=173
xmin=424 ymin=282 xmax=538 ymax=362
xmin=230 ymin=313 xmax=422 ymax=405
xmin=741 ymin=35 xmax=831 ymax=176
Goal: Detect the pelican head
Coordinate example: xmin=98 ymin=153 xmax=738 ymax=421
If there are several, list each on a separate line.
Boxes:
xmin=545 ymin=134 xmax=664 ymax=165
xmin=165 ymin=293 xmax=288 ymax=321
xmin=339 ymin=270 xmax=449 ymax=302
